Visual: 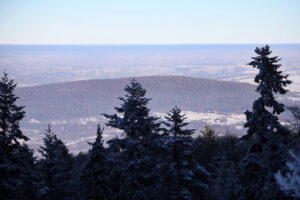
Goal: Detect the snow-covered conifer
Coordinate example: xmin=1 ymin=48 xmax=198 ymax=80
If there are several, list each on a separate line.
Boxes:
xmin=104 ymin=79 xmax=162 ymax=199
xmin=38 ymin=125 xmax=73 ymax=200
xmin=243 ymin=45 xmax=291 ymax=141
xmin=0 ymin=72 xmax=38 ymax=199
xmin=80 ymin=123 xmax=111 ymax=200
xmin=161 ymin=107 xmax=210 ymax=200
xmin=104 ymin=78 xmax=160 ymax=139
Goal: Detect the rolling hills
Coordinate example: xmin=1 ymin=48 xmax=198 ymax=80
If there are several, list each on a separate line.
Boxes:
xmin=15 ymin=76 xmax=297 ymax=152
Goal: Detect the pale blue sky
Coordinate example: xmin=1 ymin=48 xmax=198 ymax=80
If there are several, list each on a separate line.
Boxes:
xmin=0 ymin=0 xmax=299 ymax=44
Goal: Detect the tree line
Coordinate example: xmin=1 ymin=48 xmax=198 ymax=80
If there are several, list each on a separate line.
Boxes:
xmin=1 ymin=45 xmax=300 ymax=200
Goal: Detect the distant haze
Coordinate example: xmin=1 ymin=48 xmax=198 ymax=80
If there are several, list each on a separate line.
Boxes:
xmin=1 ymin=44 xmax=300 ymax=89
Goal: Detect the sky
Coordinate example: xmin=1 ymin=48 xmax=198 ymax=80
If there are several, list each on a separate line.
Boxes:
xmin=0 ymin=0 xmax=299 ymax=44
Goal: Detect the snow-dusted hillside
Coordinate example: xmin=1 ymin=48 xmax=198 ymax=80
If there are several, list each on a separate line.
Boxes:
xmin=15 ymin=76 xmax=298 ymax=152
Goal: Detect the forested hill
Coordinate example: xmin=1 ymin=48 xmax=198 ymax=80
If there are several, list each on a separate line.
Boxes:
xmin=15 ymin=75 xmax=299 ymax=153
xmin=16 ymin=75 xmax=258 ymax=121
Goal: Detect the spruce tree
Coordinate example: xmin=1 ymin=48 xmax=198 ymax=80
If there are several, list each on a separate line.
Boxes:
xmin=238 ymin=46 xmax=291 ymax=200
xmin=238 ymin=134 xmax=289 ymax=200
xmin=201 ymin=125 xmax=217 ymax=143
xmin=38 ymin=124 xmax=73 ymax=200
xmin=104 ymin=78 xmax=160 ymax=139
xmin=243 ymin=45 xmax=291 ymax=141
xmin=12 ymin=144 xmax=40 ymax=200
xmin=0 ymin=72 xmax=38 ymax=199
xmin=161 ymin=107 xmax=210 ymax=200
xmin=80 ymin=123 xmax=111 ymax=200
xmin=162 ymin=106 xmax=195 ymax=137
xmin=69 ymin=152 xmax=89 ymax=199
xmin=195 ymin=125 xmax=218 ymax=171
xmin=104 ymin=79 xmax=162 ymax=199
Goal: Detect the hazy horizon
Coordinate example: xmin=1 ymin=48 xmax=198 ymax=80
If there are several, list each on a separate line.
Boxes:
xmin=1 ymin=44 xmax=299 ymax=88
xmin=1 ymin=43 xmax=300 ymax=45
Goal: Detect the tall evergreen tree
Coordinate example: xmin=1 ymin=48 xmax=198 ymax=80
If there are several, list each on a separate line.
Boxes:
xmin=80 ymin=123 xmax=111 ymax=200
xmin=104 ymin=79 xmax=163 ymax=199
xmin=0 ymin=72 xmax=28 ymax=149
xmin=238 ymin=46 xmax=292 ymax=200
xmin=238 ymin=134 xmax=290 ymax=200
xmin=160 ymin=107 xmax=210 ymax=200
xmin=162 ymin=106 xmax=195 ymax=137
xmin=194 ymin=125 xmax=219 ymax=171
xmin=0 ymin=72 xmax=38 ymax=199
xmin=12 ymin=144 xmax=40 ymax=200
xmin=104 ymin=78 xmax=160 ymax=139
xmin=69 ymin=152 xmax=89 ymax=199
xmin=243 ymin=45 xmax=291 ymax=141
xmin=38 ymin=124 xmax=73 ymax=200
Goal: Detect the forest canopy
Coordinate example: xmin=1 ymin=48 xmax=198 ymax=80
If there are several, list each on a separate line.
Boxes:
xmin=0 ymin=45 xmax=299 ymax=200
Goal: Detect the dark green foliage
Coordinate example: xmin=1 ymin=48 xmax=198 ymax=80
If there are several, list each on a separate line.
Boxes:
xmin=197 ymin=135 xmax=242 ymax=200
xmin=104 ymin=79 xmax=163 ymax=199
xmin=243 ymin=45 xmax=291 ymax=142
xmin=80 ymin=124 xmax=111 ymax=200
xmin=1 ymin=144 xmax=39 ymax=200
xmin=162 ymin=106 xmax=195 ymax=137
xmin=193 ymin=126 xmax=219 ymax=171
xmin=0 ymin=72 xmax=27 ymax=164
xmin=160 ymin=107 xmax=210 ymax=200
xmin=208 ymin=148 xmax=239 ymax=200
xmin=38 ymin=125 xmax=73 ymax=200
xmin=104 ymin=78 xmax=160 ymax=139
xmin=70 ymin=152 xmax=89 ymax=199
xmin=201 ymin=125 xmax=217 ymax=143
xmin=0 ymin=73 xmax=27 ymax=149
xmin=238 ymin=134 xmax=290 ymax=200
xmin=238 ymin=46 xmax=293 ymax=200
xmin=0 ymin=72 xmax=38 ymax=200
xmin=109 ymin=137 xmax=164 ymax=200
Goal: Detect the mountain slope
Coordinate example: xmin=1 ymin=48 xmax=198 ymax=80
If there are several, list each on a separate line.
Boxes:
xmin=15 ymin=75 xmax=296 ymax=152
xmin=16 ymin=75 xmax=257 ymax=121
